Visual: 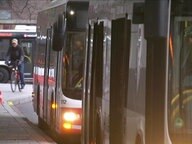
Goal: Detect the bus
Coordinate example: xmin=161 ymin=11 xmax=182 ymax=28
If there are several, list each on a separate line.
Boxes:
xmin=82 ymin=0 xmax=192 ymax=144
xmin=0 ymin=29 xmax=36 ymax=83
xmin=32 ymin=0 xmax=88 ymax=142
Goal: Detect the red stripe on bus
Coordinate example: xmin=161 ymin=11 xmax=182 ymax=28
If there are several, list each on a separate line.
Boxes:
xmin=33 ymin=74 xmax=55 ymax=85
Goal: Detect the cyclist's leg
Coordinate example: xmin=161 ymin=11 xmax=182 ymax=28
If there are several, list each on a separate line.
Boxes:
xmin=10 ymin=69 xmax=17 ymax=92
xmin=18 ymin=62 xmax=25 ymax=88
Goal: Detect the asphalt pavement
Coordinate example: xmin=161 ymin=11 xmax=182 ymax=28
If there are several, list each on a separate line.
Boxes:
xmin=0 ymin=83 xmax=56 ymax=144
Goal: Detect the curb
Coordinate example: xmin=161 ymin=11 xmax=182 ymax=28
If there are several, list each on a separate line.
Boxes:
xmin=2 ymin=102 xmax=20 ymax=117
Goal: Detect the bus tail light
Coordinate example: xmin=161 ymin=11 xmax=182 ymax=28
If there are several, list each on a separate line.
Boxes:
xmin=62 ymin=110 xmax=81 ymax=131
xmin=63 ymin=111 xmax=80 ymax=122
xmin=63 ymin=122 xmax=72 ymax=129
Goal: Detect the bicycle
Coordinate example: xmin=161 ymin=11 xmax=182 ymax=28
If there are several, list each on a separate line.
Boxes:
xmin=8 ymin=61 xmax=22 ymax=92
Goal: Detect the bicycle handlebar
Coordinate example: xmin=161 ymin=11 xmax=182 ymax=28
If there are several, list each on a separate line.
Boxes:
xmin=7 ymin=60 xmax=20 ymax=70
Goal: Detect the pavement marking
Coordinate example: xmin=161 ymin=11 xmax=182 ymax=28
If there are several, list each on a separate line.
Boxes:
xmin=8 ymin=101 xmax=14 ymax=106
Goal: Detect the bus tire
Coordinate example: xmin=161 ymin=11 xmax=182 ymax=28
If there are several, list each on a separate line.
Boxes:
xmin=0 ymin=67 xmax=9 ymax=83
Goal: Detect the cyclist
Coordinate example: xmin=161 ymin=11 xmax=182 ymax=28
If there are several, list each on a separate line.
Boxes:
xmin=5 ymin=38 xmax=25 ymax=89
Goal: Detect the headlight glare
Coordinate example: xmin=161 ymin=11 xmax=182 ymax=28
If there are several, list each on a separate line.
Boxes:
xmin=63 ymin=112 xmax=80 ymax=122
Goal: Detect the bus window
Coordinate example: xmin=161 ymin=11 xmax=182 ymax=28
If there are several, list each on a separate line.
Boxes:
xmin=62 ymin=32 xmax=86 ymax=100
xmin=20 ymin=40 xmax=34 ymax=80
xmin=21 ymin=41 xmax=32 ymax=63
xmin=0 ymin=39 xmax=9 ymax=60
xmin=169 ymin=18 xmax=192 ymax=143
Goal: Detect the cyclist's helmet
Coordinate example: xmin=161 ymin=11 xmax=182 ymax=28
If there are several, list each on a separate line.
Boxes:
xmin=184 ymin=26 xmax=192 ymax=38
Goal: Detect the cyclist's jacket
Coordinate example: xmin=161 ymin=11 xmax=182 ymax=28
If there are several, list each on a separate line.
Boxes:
xmin=6 ymin=45 xmax=24 ymax=62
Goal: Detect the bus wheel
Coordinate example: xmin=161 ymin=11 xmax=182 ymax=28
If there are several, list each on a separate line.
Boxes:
xmin=0 ymin=67 xmax=9 ymax=83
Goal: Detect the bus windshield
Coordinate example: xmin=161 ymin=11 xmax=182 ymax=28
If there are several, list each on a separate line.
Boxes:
xmin=62 ymin=32 xmax=86 ymax=100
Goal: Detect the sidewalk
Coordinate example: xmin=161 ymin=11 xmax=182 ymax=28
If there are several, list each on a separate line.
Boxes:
xmin=0 ymin=84 xmax=56 ymax=144
xmin=1 ymin=83 xmax=33 ymax=104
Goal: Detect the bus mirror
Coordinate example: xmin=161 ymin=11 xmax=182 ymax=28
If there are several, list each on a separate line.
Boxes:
xmin=58 ymin=14 xmax=65 ymax=34
xmin=132 ymin=2 xmax=144 ymax=24
xmin=52 ymin=14 xmax=65 ymax=51
xmin=144 ymin=0 xmax=169 ymax=38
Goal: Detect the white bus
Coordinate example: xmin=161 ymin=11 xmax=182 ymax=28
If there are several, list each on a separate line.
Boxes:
xmin=32 ymin=0 xmax=89 ymax=143
xmin=82 ymin=0 xmax=192 ymax=144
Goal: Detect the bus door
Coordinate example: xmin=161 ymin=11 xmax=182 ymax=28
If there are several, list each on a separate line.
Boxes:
xmin=43 ymin=28 xmax=52 ymax=124
xmin=168 ymin=16 xmax=192 ymax=144
xmin=110 ymin=17 xmax=131 ymax=144
xmin=20 ymin=39 xmax=35 ymax=82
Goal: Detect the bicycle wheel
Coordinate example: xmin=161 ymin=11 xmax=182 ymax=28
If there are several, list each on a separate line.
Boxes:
xmin=10 ymin=71 xmax=17 ymax=92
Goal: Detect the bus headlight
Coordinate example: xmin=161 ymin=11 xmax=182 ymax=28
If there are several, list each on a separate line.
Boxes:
xmin=63 ymin=112 xmax=80 ymax=122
